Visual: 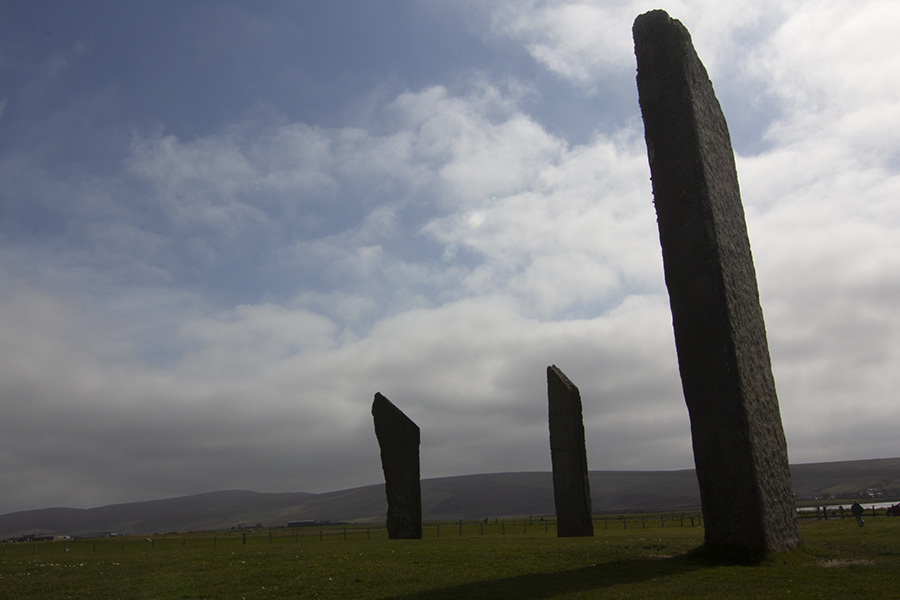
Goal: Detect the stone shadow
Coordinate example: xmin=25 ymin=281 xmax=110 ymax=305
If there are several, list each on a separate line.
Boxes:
xmin=378 ymin=554 xmax=706 ymax=600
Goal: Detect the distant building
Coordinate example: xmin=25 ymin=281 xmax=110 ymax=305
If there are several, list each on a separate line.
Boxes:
xmin=287 ymin=520 xmax=316 ymax=528
xmin=7 ymin=533 xmax=55 ymax=543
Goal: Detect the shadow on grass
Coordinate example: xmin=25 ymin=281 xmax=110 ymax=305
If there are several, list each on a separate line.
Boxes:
xmin=379 ymin=554 xmax=704 ymax=600
xmin=379 ymin=545 xmax=817 ymax=600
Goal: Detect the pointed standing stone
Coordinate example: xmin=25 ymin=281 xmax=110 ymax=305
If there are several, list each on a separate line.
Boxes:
xmin=372 ymin=392 xmax=422 ymax=539
xmin=633 ymin=10 xmax=799 ymax=554
xmin=547 ymin=365 xmax=594 ymax=537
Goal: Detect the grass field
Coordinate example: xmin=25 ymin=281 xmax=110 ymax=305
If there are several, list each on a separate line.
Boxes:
xmin=1 ymin=515 xmax=898 ymax=599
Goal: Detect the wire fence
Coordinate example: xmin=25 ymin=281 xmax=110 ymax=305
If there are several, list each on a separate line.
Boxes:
xmin=0 ymin=512 xmax=715 ymax=559
xmin=796 ymin=503 xmax=887 ymax=521
xmin=9 ymin=504 xmax=896 ymax=559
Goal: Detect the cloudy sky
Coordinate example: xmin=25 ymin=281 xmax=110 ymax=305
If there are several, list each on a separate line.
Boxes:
xmin=1 ymin=0 xmax=897 ymax=515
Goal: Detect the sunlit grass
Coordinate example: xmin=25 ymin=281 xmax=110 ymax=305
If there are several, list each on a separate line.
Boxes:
xmin=1 ymin=516 xmax=898 ymax=599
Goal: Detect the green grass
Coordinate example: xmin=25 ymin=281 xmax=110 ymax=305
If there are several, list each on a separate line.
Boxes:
xmin=1 ymin=517 xmax=899 ymax=599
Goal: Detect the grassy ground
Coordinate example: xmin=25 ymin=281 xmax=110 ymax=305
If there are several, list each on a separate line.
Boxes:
xmin=1 ymin=516 xmax=898 ymax=599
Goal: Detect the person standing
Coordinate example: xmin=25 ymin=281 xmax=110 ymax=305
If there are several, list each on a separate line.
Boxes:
xmin=851 ymin=501 xmax=865 ymax=527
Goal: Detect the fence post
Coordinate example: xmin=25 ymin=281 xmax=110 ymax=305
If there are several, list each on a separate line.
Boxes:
xmin=343 ymin=528 xmax=347 ymax=541
xmin=623 ymin=518 xmax=627 ymax=530
xmin=459 ymin=521 xmax=462 ymax=537
xmin=242 ymin=533 xmax=246 ymax=545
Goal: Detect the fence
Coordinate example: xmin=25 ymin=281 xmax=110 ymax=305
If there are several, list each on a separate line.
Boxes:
xmin=796 ymin=504 xmax=886 ymax=520
xmin=12 ymin=505 xmax=897 ymax=559
xmin=33 ymin=506 xmax=900 ymax=558
xmin=0 ymin=513 xmax=711 ymax=559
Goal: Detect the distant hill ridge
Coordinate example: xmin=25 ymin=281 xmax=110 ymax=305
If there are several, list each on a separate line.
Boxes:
xmin=3 ymin=457 xmax=899 ymax=538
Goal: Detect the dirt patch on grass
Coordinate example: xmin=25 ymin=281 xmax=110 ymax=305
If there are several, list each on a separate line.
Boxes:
xmin=818 ymin=559 xmax=875 ymax=568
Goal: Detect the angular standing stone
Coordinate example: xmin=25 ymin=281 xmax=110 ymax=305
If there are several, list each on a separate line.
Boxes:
xmin=633 ymin=10 xmax=799 ymax=553
xmin=372 ymin=392 xmax=422 ymax=539
xmin=547 ymin=365 xmax=594 ymax=537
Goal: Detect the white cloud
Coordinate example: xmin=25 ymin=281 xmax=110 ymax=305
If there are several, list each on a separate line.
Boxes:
xmin=0 ymin=271 xmax=687 ymax=512
xmin=123 ymin=81 xmax=663 ymax=322
xmin=486 ymin=0 xmax=789 ymax=85
xmin=483 ymin=0 xmax=900 ymax=468
xmin=731 ymin=1 xmax=900 ymax=464
xmin=489 ymin=1 xmax=638 ymax=84
xmin=754 ymin=1 xmax=900 ymax=115
xmin=423 ymin=127 xmax=661 ymax=315
xmin=175 ymin=303 xmax=339 ymax=377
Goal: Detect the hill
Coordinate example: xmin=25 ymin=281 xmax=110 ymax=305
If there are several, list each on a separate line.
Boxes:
xmin=3 ymin=457 xmax=899 ymax=538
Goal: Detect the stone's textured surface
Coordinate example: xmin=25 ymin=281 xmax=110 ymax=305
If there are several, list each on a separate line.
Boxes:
xmin=633 ymin=10 xmax=800 ymax=553
xmin=372 ymin=392 xmax=422 ymax=539
xmin=547 ymin=365 xmax=594 ymax=537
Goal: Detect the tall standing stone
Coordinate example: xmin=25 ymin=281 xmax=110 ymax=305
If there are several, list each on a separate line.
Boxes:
xmin=372 ymin=392 xmax=422 ymax=539
xmin=633 ymin=10 xmax=799 ymax=553
xmin=547 ymin=365 xmax=594 ymax=537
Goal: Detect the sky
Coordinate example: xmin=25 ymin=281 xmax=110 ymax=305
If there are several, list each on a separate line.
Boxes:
xmin=0 ymin=0 xmax=898 ymax=515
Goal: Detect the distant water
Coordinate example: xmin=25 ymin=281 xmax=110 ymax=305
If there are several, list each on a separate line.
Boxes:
xmin=798 ymin=501 xmax=899 ymax=512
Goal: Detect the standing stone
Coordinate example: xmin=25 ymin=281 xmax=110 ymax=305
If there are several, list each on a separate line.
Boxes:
xmin=547 ymin=365 xmax=594 ymax=537
xmin=372 ymin=392 xmax=422 ymax=539
xmin=633 ymin=10 xmax=799 ymax=553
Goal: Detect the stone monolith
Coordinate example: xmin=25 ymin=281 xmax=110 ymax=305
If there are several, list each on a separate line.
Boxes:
xmin=547 ymin=365 xmax=594 ymax=537
xmin=372 ymin=392 xmax=422 ymax=539
xmin=633 ymin=10 xmax=799 ymax=553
